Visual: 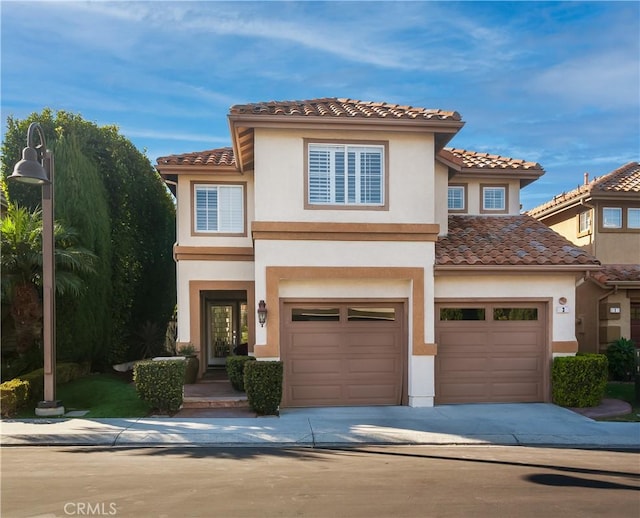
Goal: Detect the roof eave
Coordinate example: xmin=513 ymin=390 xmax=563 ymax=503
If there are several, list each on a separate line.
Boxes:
xmin=228 ymin=113 xmax=465 ymax=132
xmin=436 ymin=156 xmax=544 ymax=184
xmin=156 ymin=164 xmax=240 ymax=176
xmin=434 ymin=264 xmax=601 ymax=274
xmin=528 ymin=194 xmax=592 ymax=220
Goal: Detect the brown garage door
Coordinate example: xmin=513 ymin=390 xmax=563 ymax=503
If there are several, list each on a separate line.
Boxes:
xmin=435 ymin=302 xmax=547 ymax=404
xmin=281 ymin=301 xmax=405 ymax=407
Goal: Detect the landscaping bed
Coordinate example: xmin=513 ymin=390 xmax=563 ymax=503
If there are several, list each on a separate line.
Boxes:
xmin=15 ymin=373 xmax=151 ymax=419
xmin=598 ymin=382 xmax=640 ymax=422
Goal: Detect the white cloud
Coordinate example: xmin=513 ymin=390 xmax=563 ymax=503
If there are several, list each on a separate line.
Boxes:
xmin=529 ymin=50 xmax=640 ymax=109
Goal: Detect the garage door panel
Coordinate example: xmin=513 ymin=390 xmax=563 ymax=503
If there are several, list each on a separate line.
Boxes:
xmin=289 ymin=332 xmax=343 ymax=350
xmin=347 ymin=384 xmax=399 ymax=401
xmin=439 ymin=330 xmax=490 ymax=344
xmin=492 ymin=382 xmax=541 ymax=398
xmin=344 ymin=331 xmax=400 ymax=347
xmin=438 ymin=357 xmax=489 ymax=374
xmin=438 ymin=382 xmax=489 ymax=400
xmin=289 ymin=385 xmax=342 ymax=403
xmin=490 ymin=356 xmax=541 ymax=373
xmin=289 ymin=358 xmax=342 ymax=375
xmin=347 ymin=358 xmax=400 ymax=375
xmin=492 ymin=330 xmax=541 ymax=347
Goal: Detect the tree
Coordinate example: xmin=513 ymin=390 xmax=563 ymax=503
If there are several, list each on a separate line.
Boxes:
xmin=1 ymin=110 xmax=176 ymax=368
xmin=0 ymin=203 xmax=96 ymax=356
xmin=52 ymin=134 xmax=112 ymax=363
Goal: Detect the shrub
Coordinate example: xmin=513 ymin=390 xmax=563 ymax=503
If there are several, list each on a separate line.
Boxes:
xmin=605 ymin=338 xmax=636 ymax=381
xmin=0 ymin=379 xmax=30 ymax=417
xmin=133 ymin=359 xmax=185 ymax=413
xmin=552 ymin=354 xmax=608 ymax=407
xmin=244 ymin=360 xmax=283 ymax=415
xmin=0 ymin=361 xmax=90 ymax=416
xmin=226 ymin=355 xmax=256 ymax=391
xmin=17 ymin=369 xmax=45 ymax=405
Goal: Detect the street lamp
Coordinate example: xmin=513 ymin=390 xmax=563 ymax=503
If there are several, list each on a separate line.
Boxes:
xmin=9 ymin=122 xmax=64 ymax=417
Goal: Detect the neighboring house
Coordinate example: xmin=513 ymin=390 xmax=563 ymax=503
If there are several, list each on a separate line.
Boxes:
xmin=528 ymin=162 xmax=640 ymax=352
xmin=156 ymin=97 xmax=600 ymax=407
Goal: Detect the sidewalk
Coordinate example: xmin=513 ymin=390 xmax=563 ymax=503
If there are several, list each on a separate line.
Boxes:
xmin=2 ymin=403 xmax=639 ymax=449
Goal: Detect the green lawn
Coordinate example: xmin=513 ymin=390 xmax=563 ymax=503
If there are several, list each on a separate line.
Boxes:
xmin=599 ymin=382 xmax=640 ymax=422
xmin=17 ymin=373 xmax=152 ymax=418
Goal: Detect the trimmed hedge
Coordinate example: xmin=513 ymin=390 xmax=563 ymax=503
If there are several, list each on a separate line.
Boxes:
xmin=0 ymin=379 xmax=30 ymax=417
xmin=134 ymin=359 xmax=186 ymax=413
xmin=552 ymin=354 xmax=608 ymax=407
xmin=0 ymin=361 xmax=91 ymax=417
xmin=605 ymin=338 xmax=636 ymax=381
xmin=226 ymin=355 xmax=256 ymax=391
xmin=244 ymin=360 xmax=283 ymax=415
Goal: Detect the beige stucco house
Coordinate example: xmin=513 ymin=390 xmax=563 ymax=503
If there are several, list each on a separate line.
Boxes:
xmin=528 ymin=162 xmax=640 ymax=353
xmin=157 ymin=98 xmax=600 ymax=407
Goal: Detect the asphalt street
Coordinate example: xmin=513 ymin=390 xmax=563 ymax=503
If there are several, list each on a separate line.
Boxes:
xmin=1 ymin=445 xmax=639 ymax=518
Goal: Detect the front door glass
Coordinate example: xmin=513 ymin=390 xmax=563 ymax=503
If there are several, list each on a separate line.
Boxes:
xmin=208 ymin=304 xmax=234 ymax=366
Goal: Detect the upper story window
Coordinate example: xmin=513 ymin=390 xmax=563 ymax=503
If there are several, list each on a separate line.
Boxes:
xmin=578 ymin=210 xmax=592 ymax=233
xmin=481 ymin=185 xmax=507 ymax=213
xmin=628 ymin=208 xmax=640 ymax=229
xmin=602 ymin=207 xmax=622 ymax=229
xmin=194 ymin=183 xmax=244 ymax=234
xmin=307 ymin=142 xmax=385 ymax=208
xmin=448 ymin=185 xmax=466 ymax=211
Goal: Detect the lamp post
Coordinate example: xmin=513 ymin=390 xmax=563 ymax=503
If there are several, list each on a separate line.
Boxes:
xmin=9 ymin=122 xmax=64 ymax=416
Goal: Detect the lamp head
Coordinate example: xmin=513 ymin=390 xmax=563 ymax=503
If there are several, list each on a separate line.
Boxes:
xmin=257 ymin=300 xmax=267 ymax=327
xmin=9 ymin=146 xmax=50 ymax=185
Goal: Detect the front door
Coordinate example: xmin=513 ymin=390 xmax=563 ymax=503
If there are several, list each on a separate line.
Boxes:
xmin=205 ymin=300 xmax=248 ymax=366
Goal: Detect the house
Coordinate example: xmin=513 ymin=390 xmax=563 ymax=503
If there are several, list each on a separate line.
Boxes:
xmin=156 ymin=97 xmax=600 ymax=407
xmin=528 ymin=162 xmax=640 ymax=352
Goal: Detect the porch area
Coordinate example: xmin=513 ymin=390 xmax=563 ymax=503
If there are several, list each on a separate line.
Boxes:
xmin=177 ymin=368 xmax=255 ymax=417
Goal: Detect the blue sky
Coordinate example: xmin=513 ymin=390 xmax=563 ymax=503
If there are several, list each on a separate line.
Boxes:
xmin=2 ymin=1 xmax=638 ymax=210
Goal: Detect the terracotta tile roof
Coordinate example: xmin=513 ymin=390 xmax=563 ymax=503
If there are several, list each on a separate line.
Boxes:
xmin=439 ymin=148 xmax=544 ymax=172
xmin=229 ymin=97 xmax=462 ymax=122
xmin=156 ymin=147 xmax=236 ymax=167
xmin=528 ymin=161 xmax=640 ymax=217
xmin=591 ymin=264 xmax=640 ymax=285
xmin=436 ymin=215 xmax=600 ymax=267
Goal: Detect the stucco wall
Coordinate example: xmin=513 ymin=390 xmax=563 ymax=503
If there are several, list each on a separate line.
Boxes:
xmin=175 ymin=260 xmax=254 ymax=344
xmin=253 ymin=128 xmax=436 ymax=224
xmin=434 ymin=162 xmax=449 ymax=235
xmin=176 ymin=172 xmax=255 ymax=248
xmin=434 ymin=273 xmax=578 ymax=345
xmin=591 ymin=231 xmax=640 ymax=264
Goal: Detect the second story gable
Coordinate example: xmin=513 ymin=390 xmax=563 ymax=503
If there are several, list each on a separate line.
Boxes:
xmin=227 ymin=98 xmax=463 ymax=229
xmin=527 ymin=162 xmax=640 ymax=264
xmin=157 ymin=97 xmax=547 ymax=247
xmin=436 ymin=148 xmax=544 ymax=222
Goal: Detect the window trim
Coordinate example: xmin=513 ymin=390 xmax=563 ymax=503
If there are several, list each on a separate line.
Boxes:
xmin=480 ymin=184 xmax=509 ymax=214
xmin=191 ymin=181 xmax=247 ymax=236
xmin=602 ymin=207 xmax=622 ymax=229
xmin=628 ymin=208 xmax=640 ymax=229
xmin=303 ymin=138 xmax=389 ymax=211
xmin=577 ymin=209 xmax=592 ymax=236
xmin=447 ymin=184 xmax=467 ymax=213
